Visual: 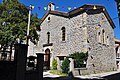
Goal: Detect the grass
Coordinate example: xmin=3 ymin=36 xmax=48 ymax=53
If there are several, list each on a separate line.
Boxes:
xmin=49 ymin=70 xmax=68 ymax=76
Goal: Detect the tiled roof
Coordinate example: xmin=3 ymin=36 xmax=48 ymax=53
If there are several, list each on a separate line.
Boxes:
xmin=114 ymin=37 xmax=120 ymax=44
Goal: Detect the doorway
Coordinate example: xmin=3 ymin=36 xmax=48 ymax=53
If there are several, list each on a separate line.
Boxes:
xmin=44 ymin=48 xmax=50 ymax=70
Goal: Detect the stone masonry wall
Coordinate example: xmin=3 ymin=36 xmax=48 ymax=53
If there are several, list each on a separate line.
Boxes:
xmin=37 ymin=11 xmax=116 ymax=74
xmin=82 ymin=12 xmax=116 ymax=75
xmin=38 ymin=14 xmax=70 ymax=68
xmin=38 ymin=13 xmax=87 ymax=68
xmin=69 ymin=13 xmax=88 ymax=54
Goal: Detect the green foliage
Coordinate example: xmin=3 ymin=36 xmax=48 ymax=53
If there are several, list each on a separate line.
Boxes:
xmin=69 ymin=52 xmax=88 ymax=68
xmin=0 ymin=0 xmax=40 ymax=50
xmin=61 ymin=58 xmax=70 ymax=74
xmin=60 ymin=52 xmax=88 ymax=73
xmin=52 ymin=58 xmax=58 ymax=70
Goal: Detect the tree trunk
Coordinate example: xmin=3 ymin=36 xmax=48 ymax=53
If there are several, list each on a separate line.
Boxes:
xmin=10 ymin=44 xmax=12 ymax=61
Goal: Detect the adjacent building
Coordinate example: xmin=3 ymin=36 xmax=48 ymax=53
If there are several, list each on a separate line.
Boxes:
xmin=114 ymin=37 xmax=120 ymax=70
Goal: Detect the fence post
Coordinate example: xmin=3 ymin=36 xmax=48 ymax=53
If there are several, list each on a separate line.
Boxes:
xmin=14 ymin=44 xmax=28 ymax=80
xmin=68 ymin=57 xmax=74 ymax=76
xmin=36 ymin=53 xmax=44 ymax=80
xmin=69 ymin=58 xmax=74 ymax=72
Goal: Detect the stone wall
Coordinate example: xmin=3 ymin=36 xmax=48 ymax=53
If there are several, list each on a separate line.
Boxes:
xmin=83 ymin=12 xmax=116 ymax=74
xmin=38 ymin=14 xmax=70 ymax=68
xmin=68 ymin=12 xmax=88 ymax=53
xmin=37 ymin=11 xmax=116 ymax=74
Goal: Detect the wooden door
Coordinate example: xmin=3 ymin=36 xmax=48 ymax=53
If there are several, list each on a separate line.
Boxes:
xmin=44 ymin=49 xmax=50 ymax=70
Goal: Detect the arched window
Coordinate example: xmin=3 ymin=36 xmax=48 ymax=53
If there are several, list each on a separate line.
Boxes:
xmin=102 ymin=29 xmax=105 ymax=44
xmin=98 ymin=32 xmax=101 ymax=43
xmin=107 ymin=36 xmax=109 ymax=45
xmin=61 ymin=27 xmax=66 ymax=41
xmin=47 ymin=32 xmax=50 ymax=44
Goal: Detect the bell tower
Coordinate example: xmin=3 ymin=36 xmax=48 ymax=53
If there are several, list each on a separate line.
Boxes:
xmin=48 ymin=2 xmax=55 ymax=11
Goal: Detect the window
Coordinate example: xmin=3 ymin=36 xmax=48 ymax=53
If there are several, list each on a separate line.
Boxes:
xmin=83 ymin=27 xmax=87 ymax=40
xmin=48 ymin=17 xmax=50 ymax=20
xmin=106 ymin=36 xmax=109 ymax=45
xmin=102 ymin=29 xmax=105 ymax=44
xmin=59 ymin=56 xmax=64 ymax=60
xmin=98 ymin=29 xmax=108 ymax=45
xmin=61 ymin=27 xmax=66 ymax=41
xmin=47 ymin=17 xmax=50 ymax=22
xmin=98 ymin=32 xmax=101 ymax=43
xmin=83 ymin=27 xmax=88 ymax=52
xmin=47 ymin=32 xmax=50 ymax=44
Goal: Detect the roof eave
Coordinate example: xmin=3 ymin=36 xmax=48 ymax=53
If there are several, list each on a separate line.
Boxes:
xmin=39 ymin=4 xmax=116 ymax=29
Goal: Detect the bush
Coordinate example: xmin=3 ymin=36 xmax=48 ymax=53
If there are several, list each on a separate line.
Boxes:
xmin=61 ymin=58 xmax=70 ymax=73
xmin=69 ymin=52 xmax=88 ymax=68
xmin=61 ymin=52 xmax=88 ymax=73
xmin=52 ymin=58 xmax=58 ymax=70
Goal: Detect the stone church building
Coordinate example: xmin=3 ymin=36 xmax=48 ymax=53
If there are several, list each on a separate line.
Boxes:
xmin=29 ymin=3 xmax=116 ymax=75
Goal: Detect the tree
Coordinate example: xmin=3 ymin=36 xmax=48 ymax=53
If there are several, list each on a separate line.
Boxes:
xmin=61 ymin=58 xmax=70 ymax=73
xmin=69 ymin=52 xmax=88 ymax=68
xmin=0 ymin=0 xmax=40 ymax=58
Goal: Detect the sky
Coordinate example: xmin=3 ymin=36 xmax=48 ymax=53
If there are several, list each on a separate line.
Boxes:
xmin=0 ymin=0 xmax=120 ymax=39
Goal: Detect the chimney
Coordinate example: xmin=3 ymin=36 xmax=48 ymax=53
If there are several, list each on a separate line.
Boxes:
xmin=48 ymin=2 xmax=55 ymax=11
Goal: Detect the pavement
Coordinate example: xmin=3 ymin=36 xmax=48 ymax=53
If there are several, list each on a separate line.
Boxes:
xmin=43 ymin=70 xmax=60 ymax=78
xmin=43 ymin=70 xmax=105 ymax=80
xmin=83 ymin=70 xmax=120 ymax=77
xmin=75 ymin=70 xmax=120 ymax=80
xmin=43 ymin=70 xmax=120 ymax=80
